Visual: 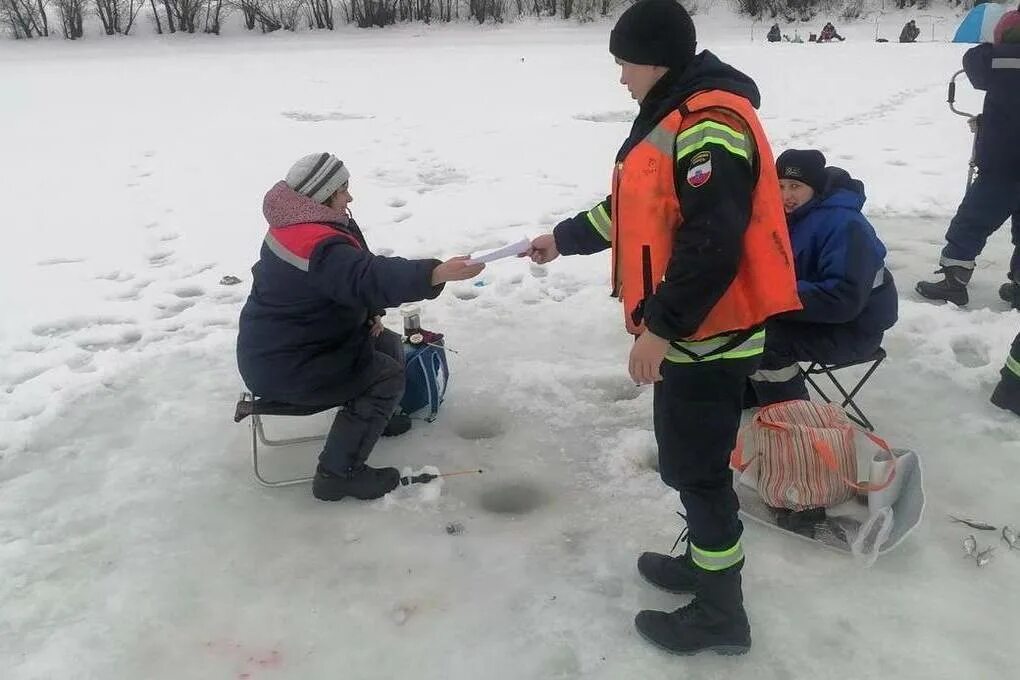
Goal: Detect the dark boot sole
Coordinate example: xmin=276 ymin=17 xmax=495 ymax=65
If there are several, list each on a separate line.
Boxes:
xmin=313 ymin=494 xmax=347 ymax=502
xmin=312 ymin=481 xmax=395 ymax=502
xmin=636 ymin=626 xmax=750 ymax=657
xmin=312 ymin=491 xmax=392 ymax=501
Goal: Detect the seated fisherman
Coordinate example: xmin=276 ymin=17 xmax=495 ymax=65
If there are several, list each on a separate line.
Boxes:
xmin=236 ymin=153 xmax=484 ymax=501
xmin=748 ymin=150 xmax=898 ymax=406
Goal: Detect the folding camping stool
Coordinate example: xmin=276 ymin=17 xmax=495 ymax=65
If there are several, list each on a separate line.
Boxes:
xmin=233 ymin=393 xmax=340 ymax=487
xmin=801 ymin=348 xmax=887 ymax=431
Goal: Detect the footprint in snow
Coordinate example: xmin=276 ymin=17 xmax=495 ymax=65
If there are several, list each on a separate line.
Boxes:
xmin=95 ymin=270 xmax=134 ymax=282
xmin=573 ymin=110 xmax=634 ymax=123
xmin=951 ymin=337 xmax=989 ymax=368
xmin=148 ymin=250 xmax=173 ymax=267
xmin=281 ymin=110 xmax=372 ymax=122
xmin=154 ymin=299 xmax=195 ymax=319
xmin=36 ymin=257 xmax=85 ymax=266
xmin=172 ymin=286 xmax=204 ymax=299
xmin=32 ymin=316 xmax=135 ymax=339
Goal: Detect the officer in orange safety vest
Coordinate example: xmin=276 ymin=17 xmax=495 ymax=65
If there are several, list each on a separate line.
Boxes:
xmin=526 ymin=0 xmax=800 ymax=656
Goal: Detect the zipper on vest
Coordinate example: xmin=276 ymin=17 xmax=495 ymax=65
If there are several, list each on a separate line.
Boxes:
xmin=630 ymin=244 xmax=653 ymax=328
xmin=611 ymin=162 xmax=624 ymax=297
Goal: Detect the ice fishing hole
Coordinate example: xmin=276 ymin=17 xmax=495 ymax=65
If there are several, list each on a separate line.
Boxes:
xmin=479 ymin=481 xmax=549 ymax=515
xmin=451 ymin=409 xmax=504 ymax=440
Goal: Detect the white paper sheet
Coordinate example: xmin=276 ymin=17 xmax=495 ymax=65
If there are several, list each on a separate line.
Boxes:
xmin=468 ymin=238 xmax=531 ymax=265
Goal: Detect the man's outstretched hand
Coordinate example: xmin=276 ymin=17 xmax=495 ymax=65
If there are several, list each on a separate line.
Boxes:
xmin=523 ymin=234 xmax=560 ymax=265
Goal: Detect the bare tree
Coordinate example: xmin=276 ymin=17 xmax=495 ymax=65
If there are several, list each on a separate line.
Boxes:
xmin=230 ymin=0 xmax=282 ymax=31
xmin=307 ymin=0 xmax=331 ymax=27
xmin=203 ymin=0 xmax=223 ymax=32
xmin=470 ymin=0 xmax=505 ymax=23
xmin=95 ymin=0 xmax=144 ymax=33
xmin=56 ymin=0 xmax=85 ymax=37
xmin=345 ymin=0 xmax=397 ymax=27
xmin=1 ymin=0 xmax=49 ymax=38
xmin=149 ymin=0 xmax=162 ymax=32
xmin=263 ymin=0 xmax=304 ymax=30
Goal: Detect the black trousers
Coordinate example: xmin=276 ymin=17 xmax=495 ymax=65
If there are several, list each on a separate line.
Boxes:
xmin=941 ymin=172 xmax=1020 ymax=276
xmin=288 ymin=330 xmax=405 ymax=473
xmin=653 ymin=355 xmax=759 ymax=553
xmin=750 ymin=320 xmax=883 ymax=407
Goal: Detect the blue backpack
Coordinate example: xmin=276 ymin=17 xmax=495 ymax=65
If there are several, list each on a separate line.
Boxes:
xmin=400 ymin=338 xmax=449 ymax=421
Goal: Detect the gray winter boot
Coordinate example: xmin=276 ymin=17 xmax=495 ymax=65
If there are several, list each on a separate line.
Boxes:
xmin=916 ymin=266 xmax=973 ymax=306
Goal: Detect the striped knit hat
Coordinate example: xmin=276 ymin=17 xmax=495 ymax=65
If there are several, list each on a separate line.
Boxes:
xmin=994 ymin=10 xmax=1020 ymax=44
xmin=285 ymin=152 xmax=351 ymax=204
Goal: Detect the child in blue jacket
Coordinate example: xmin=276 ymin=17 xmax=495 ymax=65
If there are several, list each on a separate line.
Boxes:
xmin=749 ymin=150 xmax=898 ymax=406
xmin=237 ymin=153 xmax=483 ymax=501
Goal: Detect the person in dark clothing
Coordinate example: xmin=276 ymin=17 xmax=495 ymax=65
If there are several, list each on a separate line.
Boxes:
xmin=917 ymin=11 xmax=1020 ymax=309
xmin=526 ymin=0 xmax=800 ymax=656
xmin=818 ymin=22 xmax=845 ymax=42
xmin=236 ymin=153 xmax=484 ymax=501
xmin=749 ymin=150 xmax=898 ymax=405
xmin=899 ymin=19 xmax=920 ymax=43
xmin=767 ymin=23 xmax=781 ymax=42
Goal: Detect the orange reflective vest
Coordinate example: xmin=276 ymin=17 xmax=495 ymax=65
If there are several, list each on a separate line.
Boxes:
xmin=610 ymin=90 xmax=801 ymax=340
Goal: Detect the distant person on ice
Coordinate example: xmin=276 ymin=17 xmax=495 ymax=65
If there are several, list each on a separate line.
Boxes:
xmin=916 ymin=10 xmax=1020 ymax=309
xmin=236 ymin=153 xmax=483 ymax=502
xmin=899 ymin=19 xmax=920 ymax=43
xmin=747 ymin=150 xmax=897 ymax=406
xmin=767 ymin=23 xmax=781 ymax=42
xmin=818 ymin=21 xmax=845 ymax=42
xmin=525 ymin=0 xmax=799 ymax=656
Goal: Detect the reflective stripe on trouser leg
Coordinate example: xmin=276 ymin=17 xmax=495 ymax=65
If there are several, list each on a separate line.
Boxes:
xmin=749 ymin=360 xmax=808 ymax=406
xmin=938 ymin=256 xmax=976 ymax=269
xmin=749 ymin=363 xmax=800 ymax=383
xmin=691 ymin=541 xmax=745 ymax=571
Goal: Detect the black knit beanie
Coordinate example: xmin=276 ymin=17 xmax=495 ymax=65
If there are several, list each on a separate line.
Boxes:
xmin=609 ymin=0 xmax=697 ymax=70
xmin=776 ymin=149 xmax=828 ymax=194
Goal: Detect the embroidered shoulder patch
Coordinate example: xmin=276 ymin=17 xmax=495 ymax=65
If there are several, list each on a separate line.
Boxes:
xmin=686 ymin=151 xmax=712 ymax=188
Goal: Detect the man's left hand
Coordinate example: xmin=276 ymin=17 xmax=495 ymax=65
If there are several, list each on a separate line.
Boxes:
xmin=370 ymin=316 xmax=384 ymax=337
xmin=629 ymin=331 xmax=670 ymax=385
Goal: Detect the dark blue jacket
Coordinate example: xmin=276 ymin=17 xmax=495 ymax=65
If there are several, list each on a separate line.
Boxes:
xmin=965 ymin=42 xmax=1020 ymax=178
xmin=781 ymin=169 xmax=897 ymax=337
xmin=236 ymin=182 xmax=442 ymax=402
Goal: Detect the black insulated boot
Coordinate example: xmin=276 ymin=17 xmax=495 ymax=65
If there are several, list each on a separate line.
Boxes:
xmin=915 ymin=266 xmax=972 ymax=306
xmin=991 ymin=375 xmax=1020 ymax=417
xmin=635 ymin=563 xmax=751 ymax=657
xmin=382 ymin=413 xmax=412 ymax=437
xmin=998 ymin=280 xmax=1020 ymax=310
xmin=312 ymin=463 xmax=400 ymax=501
xmin=637 ymin=550 xmax=698 ymax=594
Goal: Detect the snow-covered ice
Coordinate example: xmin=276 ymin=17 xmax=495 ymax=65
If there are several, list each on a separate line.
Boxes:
xmin=2 ymin=10 xmax=1018 ymax=679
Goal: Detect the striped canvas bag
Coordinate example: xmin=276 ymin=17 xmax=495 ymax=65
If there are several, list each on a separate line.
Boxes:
xmin=731 ymin=401 xmax=894 ymax=511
